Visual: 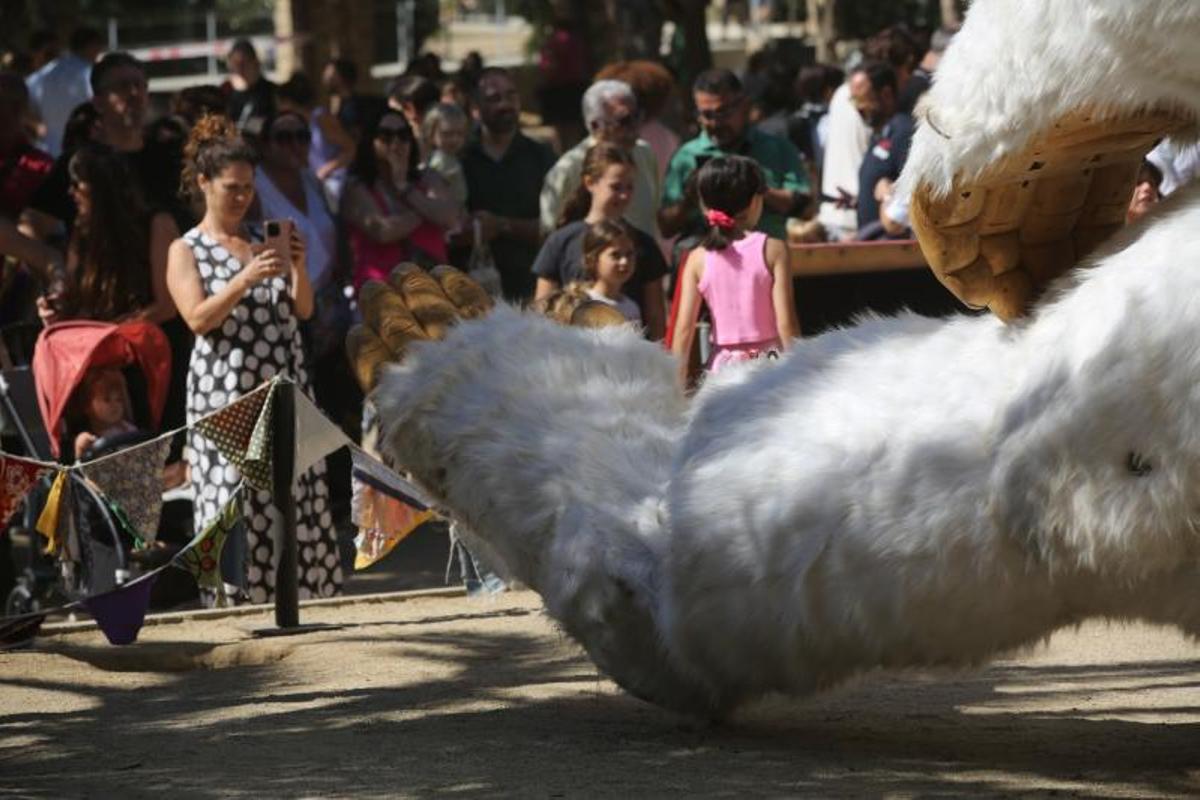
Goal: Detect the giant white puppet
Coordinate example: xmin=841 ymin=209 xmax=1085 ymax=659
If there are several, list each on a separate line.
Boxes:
xmin=352 ymin=0 xmax=1200 ymax=717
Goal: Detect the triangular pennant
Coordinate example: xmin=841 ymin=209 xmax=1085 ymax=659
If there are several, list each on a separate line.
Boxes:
xmin=293 ymin=389 xmax=352 ymax=475
xmin=0 ymin=610 xmax=49 ymax=650
xmin=351 ymin=449 xmax=434 ymax=570
xmin=195 ymin=380 xmax=276 ymax=491
xmin=83 ymin=572 xmax=158 ymax=645
xmin=80 ymin=437 xmax=172 ymax=546
xmin=174 ymin=487 xmax=242 ymax=594
xmin=0 ymin=454 xmax=53 ymax=527
xmin=34 ymin=470 xmax=69 ymax=555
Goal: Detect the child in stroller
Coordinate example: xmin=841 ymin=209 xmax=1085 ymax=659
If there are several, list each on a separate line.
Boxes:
xmin=3 ymin=321 xmax=194 ymax=616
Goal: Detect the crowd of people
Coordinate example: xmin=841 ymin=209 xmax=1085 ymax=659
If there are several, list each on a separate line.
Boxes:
xmin=2 ymin=20 xmax=1195 ymax=604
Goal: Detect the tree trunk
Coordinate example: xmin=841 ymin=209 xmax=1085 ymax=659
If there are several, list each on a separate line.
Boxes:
xmin=804 ymin=0 xmax=837 ymax=63
xmin=282 ymin=0 xmax=375 ymax=92
xmin=939 ymin=0 xmax=961 ymax=27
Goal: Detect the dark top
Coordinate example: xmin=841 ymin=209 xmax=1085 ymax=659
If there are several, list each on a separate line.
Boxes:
xmin=898 ymin=67 xmax=933 ymax=116
xmin=0 ymin=140 xmax=54 ymax=218
xmin=228 ymin=77 xmax=277 ymax=129
xmin=531 ymin=220 xmax=668 ymax=317
xmin=29 ymin=141 xmax=193 ymax=234
xmin=461 ymin=131 xmax=557 ymax=301
xmin=857 ymin=112 xmax=915 ymax=232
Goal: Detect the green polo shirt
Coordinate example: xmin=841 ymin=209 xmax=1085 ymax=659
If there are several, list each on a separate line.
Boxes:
xmin=661 ymin=128 xmax=810 ymax=240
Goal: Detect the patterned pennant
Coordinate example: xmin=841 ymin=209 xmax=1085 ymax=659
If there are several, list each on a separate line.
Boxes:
xmin=174 ymin=487 xmax=242 ymax=593
xmin=80 ymin=437 xmax=172 ymax=546
xmin=0 ymin=610 xmax=48 ymax=650
xmin=195 ymin=380 xmax=276 ymax=491
xmin=293 ymin=389 xmax=351 ymax=475
xmin=83 ymin=572 xmax=158 ymax=645
xmin=351 ymin=449 xmax=433 ymax=570
xmin=35 ymin=470 xmax=68 ymax=555
xmin=0 ymin=454 xmax=52 ymax=527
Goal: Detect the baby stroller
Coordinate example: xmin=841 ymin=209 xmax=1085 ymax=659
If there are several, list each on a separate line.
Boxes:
xmin=2 ymin=321 xmax=191 ymax=615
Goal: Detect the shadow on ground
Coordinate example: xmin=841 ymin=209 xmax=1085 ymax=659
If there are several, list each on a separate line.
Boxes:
xmin=2 ymin=604 xmax=1198 ymax=798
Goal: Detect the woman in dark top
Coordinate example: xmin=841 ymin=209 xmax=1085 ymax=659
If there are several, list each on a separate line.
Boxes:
xmin=532 ymin=143 xmax=667 ymax=339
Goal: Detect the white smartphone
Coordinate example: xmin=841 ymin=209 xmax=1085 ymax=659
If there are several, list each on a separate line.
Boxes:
xmin=263 ymin=218 xmax=294 ymax=266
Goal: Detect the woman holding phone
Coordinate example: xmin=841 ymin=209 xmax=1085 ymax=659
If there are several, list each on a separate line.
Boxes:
xmin=166 ymin=113 xmax=343 ymax=605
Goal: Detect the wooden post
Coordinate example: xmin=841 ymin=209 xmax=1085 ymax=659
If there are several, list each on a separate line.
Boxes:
xmin=272 ymin=379 xmax=298 ymax=628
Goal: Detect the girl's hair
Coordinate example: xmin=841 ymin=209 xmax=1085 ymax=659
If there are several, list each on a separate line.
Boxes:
xmin=421 ymin=102 xmax=468 ymax=147
xmin=349 ymin=110 xmax=421 ymax=186
xmin=66 ymin=145 xmax=153 ymax=319
xmin=581 ymin=219 xmax=635 ymax=281
xmin=62 ymin=102 xmax=100 ymax=157
xmin=696 ymin=155 xmax=765 ymax=251
xmin=557 ymin=142 xmax=635 ymax=228
xmin=180 ymin=112 xmax=258 ymax=202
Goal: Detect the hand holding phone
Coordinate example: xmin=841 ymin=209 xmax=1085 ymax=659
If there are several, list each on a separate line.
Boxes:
xmin=263 ymin=218 xmax=294 ymax=266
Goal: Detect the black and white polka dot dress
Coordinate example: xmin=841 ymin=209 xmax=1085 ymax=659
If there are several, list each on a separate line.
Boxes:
xmin=183 ymin=228 xmax=343 ymax=603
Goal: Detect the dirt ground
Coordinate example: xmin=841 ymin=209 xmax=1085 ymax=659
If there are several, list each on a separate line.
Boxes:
xmin=1 ymin=587 xmax=1198 ymax=799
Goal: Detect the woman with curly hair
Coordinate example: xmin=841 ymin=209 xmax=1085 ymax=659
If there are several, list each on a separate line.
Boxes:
xmin=166 ymin=113 xmax=342 ymax=604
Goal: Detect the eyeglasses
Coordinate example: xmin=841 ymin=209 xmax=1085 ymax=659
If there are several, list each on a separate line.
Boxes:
xmin=696 ymin=97 xmax=745 ymax=123
xmin=594 ymin=112 xmax=639 ymax=132
xmin=376 ymin=127 xmax=413 ymax=144
xmin=272 ymin=128 xmax=312 ymax=145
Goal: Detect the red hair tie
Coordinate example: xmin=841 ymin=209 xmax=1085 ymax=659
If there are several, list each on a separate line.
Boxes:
xmin=705 ymin=209 xmax=736 ymax=229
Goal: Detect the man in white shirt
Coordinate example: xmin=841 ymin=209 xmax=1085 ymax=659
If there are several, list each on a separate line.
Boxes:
xmin=817 ymin=79 xmax=871 ymax=242
xmin=539 ymin=79 xmax=661 ymax=238
xmin=25 ymin=26 xmax=105 ymax=158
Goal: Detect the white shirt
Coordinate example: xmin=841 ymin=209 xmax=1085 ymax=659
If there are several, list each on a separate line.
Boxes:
xmin=818 ymin=82 xmax=871 ymax=241
xmin=585 ymin=287 xmax=641 ymax=323
xmin=26 ymin=53 xmax=94 ymax=158
xmin=254 ymin=168 xmax=338 ymax=290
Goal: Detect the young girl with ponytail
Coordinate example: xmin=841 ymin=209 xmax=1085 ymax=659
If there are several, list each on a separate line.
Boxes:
xmin=670 ymin=155 xmax=798 ymax=385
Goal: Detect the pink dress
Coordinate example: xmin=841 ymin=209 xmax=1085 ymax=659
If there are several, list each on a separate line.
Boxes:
xmin=698 ymin=231 xmax=782 ymax=371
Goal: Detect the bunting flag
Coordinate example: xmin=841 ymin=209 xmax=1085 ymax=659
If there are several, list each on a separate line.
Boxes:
xmin=0 ymin=610 xmax=50 ymax=650
xmin=174 ymin=486 xmax=242 ymax=595
xmin=34 ymin=470 xmax=68 ymax=555
xmin=0 ymin=454 xmax=52 ymax=527
xmin=80 ymin=436 xmax=172 ymax=546
xmin=293 ymin=388 xmax=353 ymax=475
xmin=351 ymin=448 xmax=434 ymax=569
xmin=195 ymin=379 xmax=276 ymax=491
xmin=83 ymin=572 xmax=159 ymax=645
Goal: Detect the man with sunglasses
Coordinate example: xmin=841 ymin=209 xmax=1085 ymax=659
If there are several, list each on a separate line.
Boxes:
xmin=539 ymin=79 xmax=662 ymax=239
xmin=660 ymin=68 xmax=810 ymax=245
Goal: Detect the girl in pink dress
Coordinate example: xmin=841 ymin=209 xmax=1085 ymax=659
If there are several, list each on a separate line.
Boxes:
xmin=670 ymin=156 xmax=799 ymax=387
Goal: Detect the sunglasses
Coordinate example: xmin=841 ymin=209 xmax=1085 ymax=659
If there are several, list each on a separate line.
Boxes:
xmin=272 ymin=128 xmax=312 ymax=145
xmin=376 ymin=126 xmax=413 ymax=144
xmin=696 ymin=97 xmax=745 ymax=122
xmin=595 ymin=112 xmax=639 ymax=132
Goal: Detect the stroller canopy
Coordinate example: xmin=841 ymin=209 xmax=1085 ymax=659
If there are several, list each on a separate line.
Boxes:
xmin=32 ymin=320 xmax=171 ymax=458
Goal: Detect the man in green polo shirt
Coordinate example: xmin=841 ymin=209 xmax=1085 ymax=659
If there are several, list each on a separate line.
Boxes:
xmin=660 ymin=68 xmax=811 ymax=245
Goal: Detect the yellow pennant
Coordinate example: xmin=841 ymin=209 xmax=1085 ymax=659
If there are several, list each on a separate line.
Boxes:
xmin=35 ymin=470 xmax=67 ymax=555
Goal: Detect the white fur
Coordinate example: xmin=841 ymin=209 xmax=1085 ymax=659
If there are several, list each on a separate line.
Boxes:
xmin=899 ymin=0 xmax=1200 ymax=198
xmin=375 ymin=187 xmax=1200 ymax=716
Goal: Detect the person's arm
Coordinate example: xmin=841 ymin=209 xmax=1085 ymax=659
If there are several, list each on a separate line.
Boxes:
xmin=0 ymin=216 xmax=63 ymax=277
xmin=286 ymin=226 xmax=315 ymax=321
xmin=535 ymin=277 xmax=561 ymax=300
xmin=766 ymin=236 xmax=799 ymax=346
xmin=764 ymin=139 xmax=813 ymax=217
xmin=404 ymin=171 xmax=459 ymax=229
xmin=640 ymin=278 xmax=666 ymax=341
xmin=122 ymin=212 xmax=180 ymax=324
xmin=670 ymin=248 xmax=705 ymax=388
xmin=341 ymin=180 xmax=423 ymax=243
xmin=475 ymin=210 xmax=541 ymax=245
xmin=166 ymin=238 xmax=286 ymax=335
xmin=313 ymin=111 xmax=356 ymax=180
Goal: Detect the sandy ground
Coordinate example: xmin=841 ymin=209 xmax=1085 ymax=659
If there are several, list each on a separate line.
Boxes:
xmin=1 ymin=586 xmax=1198 ymax=799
